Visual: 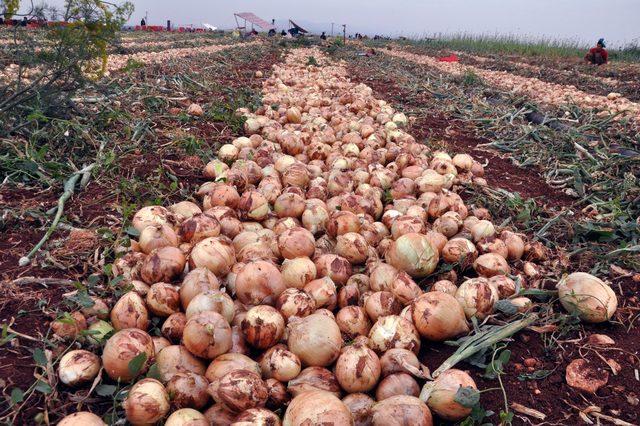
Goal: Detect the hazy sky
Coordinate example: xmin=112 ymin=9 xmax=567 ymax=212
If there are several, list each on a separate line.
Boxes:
xmin=23 ymin=0 xmax=640 ymax=47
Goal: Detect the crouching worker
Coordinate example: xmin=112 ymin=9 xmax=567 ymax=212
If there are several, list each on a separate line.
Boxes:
xmin=585 ymin=38 xmax=608 ymax=65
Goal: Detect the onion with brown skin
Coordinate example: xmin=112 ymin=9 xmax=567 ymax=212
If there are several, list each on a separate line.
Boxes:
xmin=110 ymin=291 xmax=149 ymax=331
xmin=421 ymin=369 xmax=477 ymax=421
xmin=265 ymin=378 xmax=290 ymax=409
xmin=304 ymin=277 xmax=338 ymax=310
xmin=166 ymin=373 xmax=210 ymax=409
xmin=241 ymin=305 xmax=285 ymax=349
xmin=237 ymin=190 xmax=270 ymax=221
xmin=368 ymin=315 xmax=420 ymax=354
xmin=455 ymin=278 xmax=499 ymax=320
xmin=157 ymin=345 xmax=206 ymax=382
xmin=343 ymin=393 xmax=375 ymax=426
xmin=441 ymin=238 xmax=477 ymax=266
xmin=473 ymin=253 xmax=511 ymax=277
xmin=165 ymin=408 xmax=208 ymax=426
xmin=388 ymin=272 xmax=422 ymax=305
xmin=276 ymin=288 xmax=316 ymax=320
xmin=139 ymin=223 xmax=179 ymax=254
xmin=470 ymin=220 xmax=495 ymax=242
xmin=283 ymin=390 xmax=353 ymax=426
xmin=52 ymin=311 xmax=87 ymax=340
xmin=152 ymin=336 xmax=171 ymax=356
xmin=488 ymin=275 xmax=517 ymax=299
xmin=58 ymin=412 xmax=106 ymax=426
xmin=58 ymin=350 xmax=101 ymax=386
xmin=338 ymin=284 xmax=361 ymax=307
xmin=185 ymin=290 xmax=235 ymax=323
xmin=169 ymin=201 xmax=202 ymax=222
xmin=146 ymin=283 xmax=180 ymax=317
xmin=430 ymin=280 xmax=457 ymax=296
xmin=189 ymin=237 xmax=236 ymax=276
xmin=336 ymin=306 xmax=371 ymax=338
xmin=259 ymin=344 xmax=301 ymax=381
xmin=335 ymin=343 xmax=381 ymax=392
xmin=287 ymin=366 xmax=341 ymax=397
xmin=326 ymin=210 xmax=361 ymax=237
xmin=178 ymin=213 xmax=221 ymax=243
xmin=183 ymin=311 xmax=232 ymax=359
xmin=385 ymin=233 xmax=439 ymax=278
xmin=365 ymin=291 xmax=402 ymax=322
xmin=204 ymin=353 xmax=261 ymax=383
xmin=274 ymin=193 xmax=306 ymax=218
xmin=280 ymin=257 xmax=317 ymax=289
xmin=287 ymin=313 xmax=342 ymax=367
xmin=203 ymin=184 xmax=240 ymax=209
xmin=140 ymin=246 xmax=186 ymax=284
xmin=102 ymin=329 xmax=154 ymax=382
xmin=235 ymin=260 xmax=286 ymax=306
xmin=371 ymin=395 xmax=433 ymax=426
xmin=412 ymin=292 xmax=470 ymax=341
xmin=233 ymin=408 xmax=281 ymax=426
xmin=204 ymin=405 xmax=237 ymax=426
xmin=208 ymin=369 xmax=268 ymax=413
xmin=132 ymin=206 xmax=171 ymax=232
xmin=161 ymin=312 xmax=186 ymax=342
xmin=179 ymin=267 xmax=220 ymax=310
xmin=277 ymin=227 xmax=316 ymax=259
xmin=376 ymin=373 xmax=420 ymax=400
xmin=557 ymin=272 xmax=617 ymax=323
xmin=501 ymin=230 xmax=525 ymax=261
xmin=336 ymin=232 xmax=369 ymax=264
xmin=314 ymin=254 xmax=352 ymax=286
xmin=369 ymin=262 xmax=398 ymax=292
xmin=123 ymin=378 xmax=170 ymax=425
xmin=380 ymin=348 xmax=430 ymax=379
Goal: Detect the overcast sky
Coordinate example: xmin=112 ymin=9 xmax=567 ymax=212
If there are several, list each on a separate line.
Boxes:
xmin=23 ymin=0 xmax=640 ymax=47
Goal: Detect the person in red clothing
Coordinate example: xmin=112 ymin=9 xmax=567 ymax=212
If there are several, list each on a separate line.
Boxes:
xmin=585 ymin=38 xmax=608 ymax=65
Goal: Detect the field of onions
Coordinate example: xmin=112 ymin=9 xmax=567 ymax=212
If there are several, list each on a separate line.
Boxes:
xmin=27 ymin=46 xmax=628 ymax=426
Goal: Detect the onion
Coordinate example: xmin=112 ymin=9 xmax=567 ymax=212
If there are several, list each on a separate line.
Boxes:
xmin=421 ymin=369 xmax=477 ymax=421
xmin=183 ymin=311 xmax=232 ymax=359
xmin=287 ymin=313 xmax=341 ymax=366
xmin=376 ymin=373 xmax=420 ymax=400
xmin=385 ymin=233 xmax=439 ymax=278
xmin=336 ymin=232 xmax=369 ymax=264
xmin=139 ymin=224 xmax=178 ymax=254
xmin=166 ymin=373 xmax=210 ymax=409
xmin=185 ymin=290 xmax=235 ymax=323
xmin=365 ymin=291 xmax=402 ymax=322
xmin=302 ymin=203 xmax=329 ymax=234
xmin=343 ymin=393 xmax=375 ymax=426
xmin=259 ymin=344 xmax=302 ymax=381
xmin=179 ymin=213 xmax=221 ymax=243
xmin=390 ymin=215 xmax=424 ymax=239
xmin=205 ymin=353 xmax=261 ymax=383
xmin=471 ymin=220 xmax=495 ymax=242
xmin=180 ymin=267 xmax=220 ymax=310
xmin=235 ymin=260 xmax=286 ymax=305
xmin=157 ymin=345 xmax=206 ymax=382
xmin=274 ymin=193 xmax=306 ymax=218
xmin=234 ymin=408 xmax=281 ymax=426
xmin=314 ymin=254 xmax=352 ymax=285
xmin=102 ymin=329 xmax=154 ymax=381
xmin=287 ymin=366 xmax=341 ymax=397
xmin=424 ymin=231 xmax=447 ymax=254
xmin=336 ymin=306 xmax=371 ymax=337
xmin=237 ymin=190 xmax=270 ymax=221
xmin=153 ymin=337 xmax=172 ymax=355
xmin=161 ymin=312 xmax=186 ymax=342
xmin=557 ymin=272 xmax=617 ymax=323
xmin=189 ymin=237 xmax=236 ymax=276
xmin=441 ymin=238 xmax=477 ymax=265
xmin=501 ymin=230 xmax=525 ymax=260
xmin=146 ymin=283 xmax=180 ymax=317
xmin=477 ymin=237 xmax=508 ymax=259
xmin=170 ymin=201 xmax=203 ymax=222
xmin=241 ymin=305 xmax=285 ymax=348
xmin=338 ymin=284 xmax=361 ymax=307
xmin=278 ymin=227 xmax=315 ymax=259
xmin=165 ymin=408 xmax=207 ymax=426
xmin=380 ymin=348 xmax=430 ymax=379
xmin=276 ymin=288 xmax=316 ymax=319
xmin=79 ymin=296 xmax=109 ymax=321
xmin=371 ymin=395 xmax=433 ymax=426
xmin=58 ymin=350 xmax=101 ymax=386
xmin=412 ymin=292 xmax=469 ymax=340
xmin=132 ymin=206 xmax=170 ymax=232
xmin=265 ymin=378 xmax=290 ymax=409
xmin=204 ymin=405 xmax=237 ymax=426
xmin=370 ymin=262 xmax=398 ymax=292
xmin=110 ymin=291 xmax=149 ymax=330
xmin=455 ymin=278 xmax=499 ymax=320
xmin=304 ymin=277 xmax=338 ymax=310
xmin=140 ymin=246 xmax=186 ymax=284
xmin=488 ymin=275 xmax=517 ymax=299
xmin=335 ymin=343 xmax=381 ymax=392
xmin=388 ymin=272 xmax=422 ymax=305
xmin=57 ymin=412 xmax=105 ymax=426
xmin=283 ymin=390 xmax=353 ymax=426
xmin=326 ymin=210 xmax=361 ymax=237
xmin=208 ymin=369 xmax=268 ymax=413
xmin=430 ymin=280 xmax=457 ymax=296
xmin=124 ymin=378 xmax=170 ymax=425
xmin=368 ymin=315 xmax=420 ymax=354
xmin=473 ymin=253 xmax=511 ymax=277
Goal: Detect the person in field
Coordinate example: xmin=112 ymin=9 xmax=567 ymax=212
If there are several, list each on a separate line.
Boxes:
xmin=585 ymin=38 xmax=608 ymax=65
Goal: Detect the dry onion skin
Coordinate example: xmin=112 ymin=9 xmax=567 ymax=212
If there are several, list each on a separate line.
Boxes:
xmin=455 ymin=278 xmax=499 ymax=320
xmin=207 ymin=369 xmax=268 ymax=413
xmin=557 ymin=272 xmax=617 ymax=323
xmin=343 ymin=393 xmax=375 ymax=426
xmin=421 ymin=369 xmax=477 ymax=421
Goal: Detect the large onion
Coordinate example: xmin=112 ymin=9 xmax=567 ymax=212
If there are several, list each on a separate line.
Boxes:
xmin=420 ymin=369 xmax=477 ymax=421
xmin=166 ymin=372 xmax=210 ymax=409
xmin=208 ymin=369 xmax=268 ymax=413
xmin=189 ymin=237 xmax=236 ymax=276
xmin=123 ymin=378 xmax=170 ymax=425
xmin=277 ymin=227 xmax=316 ymax=259
xmin=336 ymin=306 xmax=371 ymax=337
xmin=557 ymin=272 xmax=617 ymax=323
xmin=473 ymin=253 xmax=511 ymax=277
xmin=335 ymin=343 xmax=381 ymax=392
xmin=343 ymin=393 xmax=375 ymax=426
xmin=185 ymin=290 xmax=235 ymax=323
xmin=241 ymin=305 xmax=285 ymax=348
xmin=140 ymin=246 xmax=186 ymax=284
xmin=132 ymin=206 xmax=170 ymax=232
xmin=280 ymin=257 xmax=317 ymax=289
xmin=412 ymin=292 xmax=469 ymax=340
xmin=179 ymin=213 xmax=221 ymax=243
xmin=156 ymin=345 xmax=206 ymax=382
xmin=371 ymin=395 xmax=433 ymax=426
xmin=455 ymin=278 xmax=499 ymax=320
xmin=110 ymin=291 xmax=149 ymax=330
xmin=259 ymin=344 xmax=302 ymax=381
xmin=205 ymin=353 xmax=261 ymax=383
xmin=283 ymin=390 xmax=353 ymax=426
xmin=287 ymin=313 xmax=341 ymax=366
xmin=139 ymin=224 xmax=178 ymax=254
xmin=368 ymin=315 xmax=420 ymax=354
xmin=179 ymin=267 xmax=220 ymax=309
xmin=58 ymin=350 xmax=101 ymax=386
xmin=146 ymin=283 xmax=180 ymax=317
xmin=276 ymin=288 xmax=316 ymax=319
xmin=235 ymin=260 xmax=286 ymax=305
xmin=376 ymin=373 xmax=420 ymax=400
xmin=183 ymin=311 xmax=232 ymax=359
xmin=385 ymin=233 xmax=439 ymax=277
xmin=287 ymin=366 xmax=341 ymax=397
xmin=102 ymin=329 xmax=154 ymax=381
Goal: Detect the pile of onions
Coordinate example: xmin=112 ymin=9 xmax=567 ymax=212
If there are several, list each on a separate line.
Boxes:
xmin=52 ymin=47 xmax=607 ymax=425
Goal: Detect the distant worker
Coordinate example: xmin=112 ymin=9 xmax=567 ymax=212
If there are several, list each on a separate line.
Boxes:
xmin=585 ymin=38 xmax=608 ymax=65
xmin=281 ymin=29 xmax=286 ymax=36
xmin=140 ymin=17 xmax=146 ymax=26
xmin=268 ymin=28 xmax=276 ymax=36
xmin=320 ymin=31 xmax=327 ymax=40
xmin=21 ymin=16 xmax=28 ymax=26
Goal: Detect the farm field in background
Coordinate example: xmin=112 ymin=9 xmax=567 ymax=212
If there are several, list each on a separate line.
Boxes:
xmin=1 ymin=27 xmax=639 ymax=426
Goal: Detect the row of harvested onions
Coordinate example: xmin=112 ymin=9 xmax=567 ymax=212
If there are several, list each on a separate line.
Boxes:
xmin=56 ymin=47 xmax=617 ymax=426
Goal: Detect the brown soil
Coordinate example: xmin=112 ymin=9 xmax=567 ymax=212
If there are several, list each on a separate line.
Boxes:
xmin=0 ymin=46 xmax=280 ymax=423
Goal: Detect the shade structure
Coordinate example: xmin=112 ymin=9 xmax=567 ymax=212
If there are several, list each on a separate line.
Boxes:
xmin=234 ymin=12 xmax=276 ymax=31
xmin=288 ymin=19 xmax=308 ymax=33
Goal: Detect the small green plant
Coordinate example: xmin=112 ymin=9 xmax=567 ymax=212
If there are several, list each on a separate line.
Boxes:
xmin=307 ymin=55 xmax=319 ymax=66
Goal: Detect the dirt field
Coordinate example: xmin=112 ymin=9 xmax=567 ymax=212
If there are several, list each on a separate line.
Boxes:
xmin=1 ymin=33 xmax=638 ymax=425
